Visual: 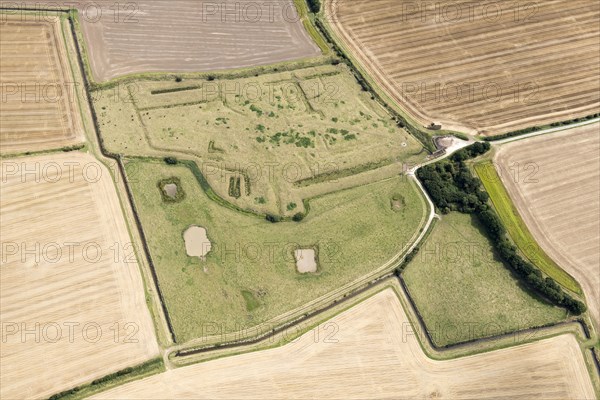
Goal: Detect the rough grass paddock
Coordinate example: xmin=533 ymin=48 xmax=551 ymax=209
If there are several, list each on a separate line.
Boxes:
xmin=494 ymin=123 xmax=600 ymax=328
xmin=123 ymin=159 xmax=427 ymax=342
xmin=325 ymin=0 xmax=600 ymax=135
xmin=403 ymin=212 xmax=566 ymax=347
xmin=474 ymin=161 xmax=582 ymax=294
xmin=92 ymin=289 xmax=596 ymax=399
xmin=0 ymin=153 xmax=158 ymax=399
xmin=94 ymin=63 xmax=425 ymax=216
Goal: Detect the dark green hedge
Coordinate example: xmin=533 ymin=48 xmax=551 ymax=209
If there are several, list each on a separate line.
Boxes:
xmin=416 ymin=143 xmax=586 ymax=315
xmin=307 ymin=0 xmax=321 ymax=13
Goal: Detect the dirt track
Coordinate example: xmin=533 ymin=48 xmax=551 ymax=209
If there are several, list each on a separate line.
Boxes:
xmin=0 ymin=153 xmax=158 ymax=399
xmin=93 ymin=289 xmax=595 ymax=399
xmin=0 ymin=15 xmax=84 ymax=153
xmin=495 ymin=123 xmax=600 ymax=329
xmin=326 ymin=0 xmax=600 ymax=135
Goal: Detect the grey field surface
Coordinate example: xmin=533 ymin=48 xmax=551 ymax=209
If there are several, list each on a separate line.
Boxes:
xmin=1 ymin=0 xmax=321 ymax=82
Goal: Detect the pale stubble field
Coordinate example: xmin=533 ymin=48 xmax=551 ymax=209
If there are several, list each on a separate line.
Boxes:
xmin=0 ymin=153 xmax=158 ymax=399
xmin=92 ymin=289 xmax=595 ymax=399
xmin=0 ymin=15 xmax=85 ymax=153
xmin=495 ymin=123 xmax=600 ymax=328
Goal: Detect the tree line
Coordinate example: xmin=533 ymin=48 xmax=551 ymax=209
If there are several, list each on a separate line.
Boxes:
xmin=416 ymin=142 xmax=586 ymax=315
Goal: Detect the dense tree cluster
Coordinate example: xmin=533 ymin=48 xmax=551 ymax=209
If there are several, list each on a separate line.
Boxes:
xmin=416 ymin=143 xmax=586 ymax=315
xmin=417 ymin=142 xmax=491 ymax=214
xmin=266 ymin=214 xmax=282 ymax=223
xmin=307 ymin=0 xmax=321 ymax=13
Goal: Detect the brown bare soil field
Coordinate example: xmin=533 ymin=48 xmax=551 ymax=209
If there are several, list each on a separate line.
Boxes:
xmin=496 ymin=123 xmax=600 ymax=328
xmin=93 ymin=289 xmax=595 ymax=399
xmin=2 ymin=1 xmax=321 ymax=82
xmin=326 ymin=0 xmax=600 ymax=135
xmin=0 ymin=153 xmax=158 ymax=399
xmin=0 ymin=15 xmax=84 ymax=153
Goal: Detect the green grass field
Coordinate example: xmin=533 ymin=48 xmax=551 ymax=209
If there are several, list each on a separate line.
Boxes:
xmin=403 ymin=212 xmax=566 ymax=347
xmin=95 ymin=64 xmax=425 ymax=217
xmin=474 ymin=161 xmax=582 ymax=294
xmin=125 ymin=159 xmax=427 ymax=342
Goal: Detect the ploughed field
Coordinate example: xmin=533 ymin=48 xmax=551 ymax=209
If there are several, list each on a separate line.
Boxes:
xmin=0 ymin=15 xmax=84 ymax=153
xmin=495 ymin=123 xmax=600 ymax=328
xmin=326 ymin=0 xmax=600 ymax=135
xmin=0 ymin=0 xmax=321 ymax=82
xmin=0 ymin=153 xmax=158 ymax=399
xmin=91 ymin=289 xmax=596 ymax=399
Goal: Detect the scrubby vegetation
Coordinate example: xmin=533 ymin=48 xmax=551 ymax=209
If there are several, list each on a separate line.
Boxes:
xmin=48 ymin=359 xmax=164 ymax=400
xmin=157 ymin=177 xmax=186 ymax=203
xmin=241 ymin=290 xmax=260 ymax=311
xmin=416 ymin=143 xmax=586 ymax=315
xmin=293 ymin=212 xmax=306 ymax=222
xmin=228 ymin=176 xmax=242 ymax=199
xmin=306 ymin=0 xmax=321 ymax=13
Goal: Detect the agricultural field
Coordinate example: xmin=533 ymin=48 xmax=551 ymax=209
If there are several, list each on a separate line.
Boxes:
xmin=123 ymin=159 xmax=427 ymax=342
xmin=0 ymin=153 xmax=159 ymax=399
xmin=325 ymin=0 xmax=600 ymax=135
xmin=92 ymin=289 xmax=596 ymax=399
xmin=494 ymin=123 xmax=600 ymax=328
xmin=0 ymin=0 xmax=321 ymax=82
xmin=0 ymin=14 xmax=84 ymax=153
xmin=94 ymin=63 xmax=425 ymax=216
xmin=474 ymin=161 xmax=584 ymax=296
xmin=403 ymin=212 xmax=566 ymax=347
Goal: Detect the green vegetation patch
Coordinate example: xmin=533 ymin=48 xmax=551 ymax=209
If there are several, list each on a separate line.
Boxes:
xmin=93 ymin=64 xmax=423 ymax=204
xmin=228 ymin=176 xmax=242 ymax=199
xmin=403 ymin=212 xmax=566 ymax=347
xmin=125 ymin=159 xmax=426 ymax=341
xmin=474 ymin=161 xmax=582 ymax=294
xmin=416 ymin=144 xmax=585 ymax=315
xmin=157 ymin=177 xmax=186 ymax=203
xmin=241 ymin=290 xmax=261 ymax=312
xmin=48 ymin=358 xmax=164 ymax=400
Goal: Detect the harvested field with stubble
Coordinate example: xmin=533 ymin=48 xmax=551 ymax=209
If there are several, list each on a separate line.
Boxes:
xmin=92 ymin=289 xmax=596 ymax=399
xmin=0 ymin=153 xmax=158 ymax=399
xmin=495 ymin=123 xmax=600 ymax=328
xmin=0 ymin=15 xmax=84 ymax=153
xmin=1 ymin=0 xmax=321 ymax=82
xmin=326 ymin=0 xmax=600 ymax=135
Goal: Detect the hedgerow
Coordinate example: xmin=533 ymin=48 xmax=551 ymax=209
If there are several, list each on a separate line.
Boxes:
xmin=416 ymin=143 xmax=586 ymax=315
